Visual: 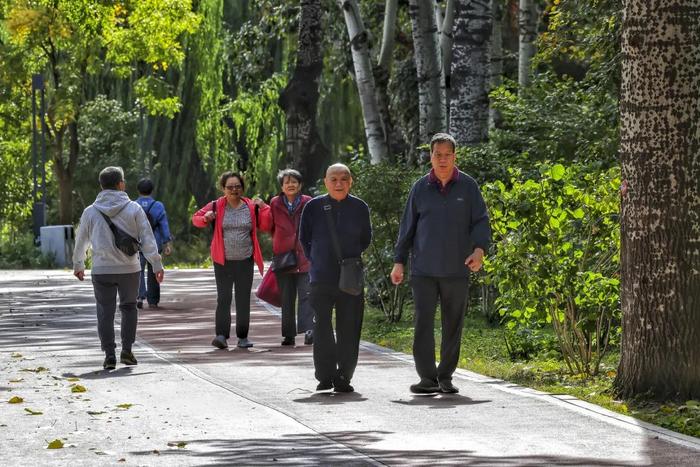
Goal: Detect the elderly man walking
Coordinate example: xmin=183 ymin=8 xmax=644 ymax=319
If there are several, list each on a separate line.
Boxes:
xmin=73 ymin=167 xmax=164 ymax=370
xmin=299 ymin=163 xmax=372 ymax=393
xmin=391 ymin=133 xmax=491 ymax=394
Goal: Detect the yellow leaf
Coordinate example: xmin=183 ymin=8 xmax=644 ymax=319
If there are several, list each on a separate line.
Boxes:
xmin=11 ymin=352 xmax=22 ymax=358
xmin=71 ymin=385 xmax=87 ymax=393
xmin=47 ymin=439 xmax=64 ymax=449
xmin=9 ymin=378 xmax=23 ymax=383
xmin=8 ymin=396 xmax=24 ymax=404
xmin=66 ymin=377 xmax=80 ymax=382
xmin=24 ymin=407 xmax=43 ymax=415
xmin=116 ymin=403 xmax=133 ymax=409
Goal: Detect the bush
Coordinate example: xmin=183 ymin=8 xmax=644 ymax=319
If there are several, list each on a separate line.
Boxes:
xmin=0 ymin=231 xmax=55 ymax=269
xmin=483 ymin=162 xmax=620 ymax=375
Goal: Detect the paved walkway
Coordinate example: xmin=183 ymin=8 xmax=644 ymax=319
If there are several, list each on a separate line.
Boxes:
xmin=1 ymin=269 xmax=699 ymax=466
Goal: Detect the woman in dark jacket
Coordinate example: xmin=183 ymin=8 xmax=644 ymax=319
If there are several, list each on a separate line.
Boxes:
xmin=192 ymin=172 xmax=270 ymax=350
xmin=260 ymin=169 xmax=313 ymax=345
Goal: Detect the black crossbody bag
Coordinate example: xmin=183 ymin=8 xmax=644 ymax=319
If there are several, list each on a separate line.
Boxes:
xmin=322 ymin=197 xmax=364 ymax=296
xmin=97 ymin=207 xmax=140 ymax=256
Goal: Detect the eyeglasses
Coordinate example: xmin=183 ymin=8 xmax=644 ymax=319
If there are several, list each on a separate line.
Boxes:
xmin=225 ymin=184 xmax=242 ymax=191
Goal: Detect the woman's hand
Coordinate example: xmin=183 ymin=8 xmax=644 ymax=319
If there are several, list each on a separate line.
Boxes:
xmin=204 ymin=210 xmax=216 ymax=223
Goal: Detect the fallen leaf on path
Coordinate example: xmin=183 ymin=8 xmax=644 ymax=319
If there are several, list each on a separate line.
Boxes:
xmin=11 ymin=352 xmax=22 ymax=358
xmin=66 ymin=377 xmax=80 ymax=382
xmin=8 ymin=396 xmax=24 ymax=404
xmin=24 ymin=408 xmax=43 ymax=415
xmin=47 ymin=439 xmax=64 ymax=449
xmin=116 ymin=403 xmax=133 ymax=409
xmin=87 ymin=411 xmax=106 ymax=415
xmin=167 ymin=441 xmax=187 ymax=448
xmin=9 ymin=378 xmax=23 ymax=383
xmin=71 ymin=384 xmax=87 ymax=393
xmin=21 ymin=367 xmax=48 ymax=373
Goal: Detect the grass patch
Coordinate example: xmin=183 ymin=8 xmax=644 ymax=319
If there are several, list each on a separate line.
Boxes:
xmin=361 ymin=306 xmax=700 ymax=439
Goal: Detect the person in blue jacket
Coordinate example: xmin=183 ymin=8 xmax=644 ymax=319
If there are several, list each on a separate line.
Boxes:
xmin=391 ymin=133 xmax=491 ymax=395
xmin=135 ymin=178 xmax=172 ymax=308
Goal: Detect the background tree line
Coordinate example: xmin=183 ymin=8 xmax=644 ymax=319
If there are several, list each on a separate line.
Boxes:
xmin=1 ymin=0 xmax=697 ymax=401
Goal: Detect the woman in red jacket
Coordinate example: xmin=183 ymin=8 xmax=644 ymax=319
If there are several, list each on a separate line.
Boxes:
xmin=259 ymin=169 xmax=313 ymax=346
xmin=192 ymin=172 xmax=270 ymax=350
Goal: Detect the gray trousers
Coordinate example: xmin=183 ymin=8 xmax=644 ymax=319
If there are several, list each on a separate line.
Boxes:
xmin=91 ymin=272 xmax=140 ymax=355
xmin=411 ymin=275 xmax=469 ymax=383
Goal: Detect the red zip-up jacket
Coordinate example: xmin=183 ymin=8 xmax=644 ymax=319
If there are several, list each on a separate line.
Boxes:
xmin=192 ymin=196 xmax=271 ymax=275
xmin=258 ymin=194 xmax=311 ymax=273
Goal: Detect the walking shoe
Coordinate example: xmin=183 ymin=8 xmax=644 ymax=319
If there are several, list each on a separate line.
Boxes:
xmin=410 ymin=379 xmax=440 ymax=394
xmin=136 ymin=300 xmax=143 ymax=309
xmin=211 ymin=335 xmax=228 ymax=349
xmin=103 ymin=355 xmax=117 ymax=370
xmin=333 ymin=375 xmax=354 ymax=393
xmin=438 ymin=380 xmax=459 ymax=394
xmin=237 ymin=338 xmax=254 ymax=348
xmin=120 ymin=350 xmax=138 ymax=366
xmin=281 ymin=337 xmax=295 ymax=346
xmin=316 ymin=380 xmax=333 ymax=391
xmin=303 ymin=330 xmax=313 ymax=345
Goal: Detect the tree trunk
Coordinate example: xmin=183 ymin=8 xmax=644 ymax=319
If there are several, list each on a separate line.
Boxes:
xmin=615 ymin=0 xmax=700 ymax=400
xmin=488 ymin=0 xmax=504 ymax=129
xmin=279 ymin=0 xmax=328 ymax=188
xmin=440 ymin=0 xmax=455 ymax=124
xmin=408 ymin=0 xmax=446 ymax=145
xmin=518 ymin=0 xmax=536 ymax=88
xmin=337 ymin=0 xmax=388 ymax=164
xmin=449 ymin=0 xmax=491 ymax=145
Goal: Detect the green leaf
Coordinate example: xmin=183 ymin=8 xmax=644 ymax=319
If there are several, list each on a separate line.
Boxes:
xmin=116 ymin=403 xmax=133 ymax=409
xmin=551 ymin=164 xmax=566 ymax=181
xmin=572 ymin=208 xmax=585 ymax=219
xmin=24 ymin=408 xmax=43 ymax=415
xmin=47 ymin=439 xmax=64 ymax=449
xmin=549 ymin=217 xmax=560 ymax=229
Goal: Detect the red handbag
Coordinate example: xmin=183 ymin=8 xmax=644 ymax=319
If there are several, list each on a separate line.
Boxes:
xmin=256 ymin=267 xmax=281 ymax=307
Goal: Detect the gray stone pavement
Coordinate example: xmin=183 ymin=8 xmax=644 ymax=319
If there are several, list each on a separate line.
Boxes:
xmin=1 ymin=269 xmax=699 ymax=466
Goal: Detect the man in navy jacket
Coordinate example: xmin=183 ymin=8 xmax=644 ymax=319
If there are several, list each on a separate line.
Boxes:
xmin=391 ymin=133 xmax=491 ymax=394
xmin=300 ymin=163 xmax=372 ymax=393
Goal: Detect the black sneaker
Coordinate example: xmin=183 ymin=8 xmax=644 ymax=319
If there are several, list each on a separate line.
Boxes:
xmin=333 ymin=376 xmax=354 ymax=393
xmin=136 ymin=300 xmax=143 ymax=309
xmin=211 ymin=335 xmax=228 ymax=349
xmin=438 ymin=380 xmax=459 ymax=394
xmin=103 ymin=355 xmax=117 ymax=370
xmin=303 ymin=330 xmax=313 ymax=345
xmin=410 ymin=379 xmax=440 ymax=394
xmin=120 ymin=351 xmax=138 ymax=366
xmin=282 ymin=337 xmax=295 ymax=346
xmin=316 ymin=381 xmax=333 ymax=391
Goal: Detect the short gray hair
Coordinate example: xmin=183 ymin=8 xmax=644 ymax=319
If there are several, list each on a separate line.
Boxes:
xmin=430 ymin=132 xmax=457 ymax=152
xmin=277 ymin=168 xmax=303 ymax=186
xmin=99 ymin=166 xmax=124 ymax=190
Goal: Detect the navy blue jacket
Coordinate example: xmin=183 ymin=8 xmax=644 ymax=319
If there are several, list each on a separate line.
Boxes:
xmin=299 ymin=194 xmax=372 ymax=285
xmin=394 ymin=171 xmax=491 ymax=278
xmin=136 ymin=196 xmax=172 ymax=251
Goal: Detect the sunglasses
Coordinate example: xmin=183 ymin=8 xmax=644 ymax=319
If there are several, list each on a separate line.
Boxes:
xmin=225 ymin=184 xmax=242 ymax=191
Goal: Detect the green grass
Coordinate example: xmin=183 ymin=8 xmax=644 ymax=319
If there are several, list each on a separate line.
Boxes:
xmin=361 ymin=307 xmax=700 ymax=439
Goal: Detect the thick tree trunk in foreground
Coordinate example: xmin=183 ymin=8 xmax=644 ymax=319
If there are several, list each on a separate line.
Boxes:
xmin=449 ymin=0 xmax=491 ymax=145
xmin=615 ymin=0 xmax=700 ymax=400
xmin=279 ymin=0 xmax=327 ymax=187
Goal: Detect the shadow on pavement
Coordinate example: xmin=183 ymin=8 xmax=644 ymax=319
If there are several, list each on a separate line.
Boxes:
xmin=391 ymin=394 xmax=490 ymax=408
xmin=292 ymin=392 xmax=368 ymax=404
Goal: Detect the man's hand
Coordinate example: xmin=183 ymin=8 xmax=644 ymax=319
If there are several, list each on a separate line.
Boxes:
xmin=74 ymin=270 xmax=84 ymax=281
xmin=163 ymin=243 xmax=173 ymax=256
xmin=155 ymin=270 xmax=165 ymax=283
xmin=204 ymin=210 xmax=216 ymax=223
xmin=390 ymin=263 xmax=404 ymax=285
xmin=465 ymin=248 xmax=485 ymax=272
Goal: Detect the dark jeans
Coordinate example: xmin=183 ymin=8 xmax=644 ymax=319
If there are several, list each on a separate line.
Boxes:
xmin=214 ymin=257 xmax=254 ymax=339
xmin=275 ymin=271 xmax=313 ymax=338
xmin=138 ymin=252 xmax=160 ymax=305
xmin=411 ymin=275 xmax=469 ymax=383
xmin=309 ymin=283 xmax=364 ymax=384
xmin=91 ymin=272 xmax=140 ymax=356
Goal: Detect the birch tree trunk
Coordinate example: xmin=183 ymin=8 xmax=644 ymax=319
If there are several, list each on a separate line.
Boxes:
xmin=408 ymin=0 xmax=446 ymax=144
xmin=449 ymin=0 xmax=491 ymax=145
xmin=279 ymin=0 xmax=327 ymax=187
xmin=440 ymin=0 xmax=455 ymax=123
xmin=488 ymin=0 xmax=504 ymax=129
xmin=615 ymin=0 xmax=700 ymax=400
xmin=518 ymin=0 xmax=536 ymax=88
xmin=337 ymin=0 xmax=388 ymax=164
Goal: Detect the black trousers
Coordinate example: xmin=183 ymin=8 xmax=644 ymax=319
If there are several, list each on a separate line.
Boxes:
xmin=309 ymin=283 xmax=364 ymax=384
xmin=411 ymin=275 xmax=469 ymax=383
xmin=214 ymin=257 xmax=254 ymax=339
xmin=91 ymin=272 xmax=140 ymax=355
xmin=275 ymin=271 xmax=313 ymax=338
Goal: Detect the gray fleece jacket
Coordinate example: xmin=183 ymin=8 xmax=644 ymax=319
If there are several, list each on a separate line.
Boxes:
xmin=73 ymin=190 xmax=163 ymax=275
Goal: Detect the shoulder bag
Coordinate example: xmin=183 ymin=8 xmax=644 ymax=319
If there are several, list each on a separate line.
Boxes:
xmin=322 ymin=197 xmax=364 ymax=296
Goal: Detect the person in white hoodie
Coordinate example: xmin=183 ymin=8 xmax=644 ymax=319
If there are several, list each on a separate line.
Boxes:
xmin=73 ymin=166 xmax=164 ymax=370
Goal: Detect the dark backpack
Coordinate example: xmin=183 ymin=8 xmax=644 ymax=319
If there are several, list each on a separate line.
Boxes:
xmin=98 ymin=209 xmax=140 ymax=256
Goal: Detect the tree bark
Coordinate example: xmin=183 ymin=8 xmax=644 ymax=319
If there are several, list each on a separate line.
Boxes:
xmin=615 ymin=0 xmax=700 ymax=400
xmin=279 ymin=0 xmax=328 ymax=188
xmin=408 ymin=0 xmax=447 ymax=145
xmin=440 ymin=0 xmax=455 ymax=123
xmin=337 ymin=0 xmax=388 ymax=164
xmin=518 ymin=0 xmax=536 ymax=88
xmin=488 ymin=0 xmax=504 ymax=129
xmin=449 ymin=0 xmax=491 ymax=145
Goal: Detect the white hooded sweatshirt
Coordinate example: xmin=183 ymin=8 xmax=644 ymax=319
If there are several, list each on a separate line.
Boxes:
xmin=73 ymin=190 xmax=163 ymax=275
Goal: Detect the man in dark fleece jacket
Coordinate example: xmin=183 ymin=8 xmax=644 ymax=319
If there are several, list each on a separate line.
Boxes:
xmin=299 ymin=163 xmax=372 ymax=393
xmin=391 ymin=133 xmax=491 ymax=394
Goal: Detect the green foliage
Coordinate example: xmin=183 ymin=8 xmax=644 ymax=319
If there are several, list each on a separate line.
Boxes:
xmin=0 ymin=231 xmax=54 ymax=268
xmin=349 ymin=159 xmax=422 ymax=322
xmin=483 ymin=162 xmax=621 ymax=375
